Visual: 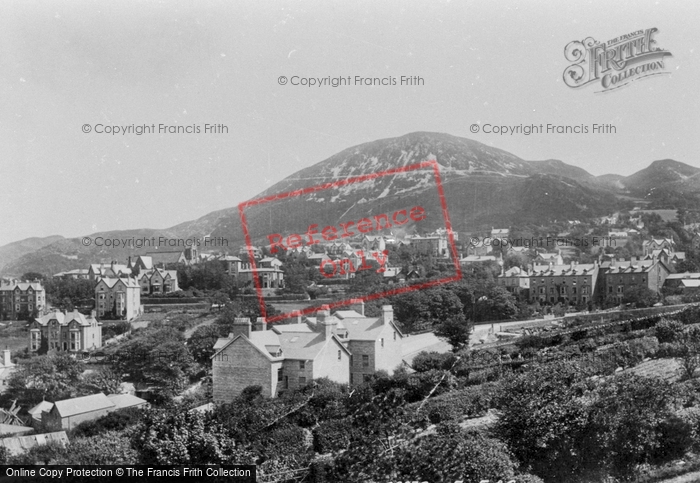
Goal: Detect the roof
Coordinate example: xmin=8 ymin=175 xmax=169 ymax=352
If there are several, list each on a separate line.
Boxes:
xmin=106 ymin=393 xmax=148 ymax=409
xmin=0 ymin=282 xmax=44 ymax=292
xmin=189 ymin=402 xmax=214 ymax=414
xmin=531 ymin=263 xmax=597 ymax=276
xmin=605 ymin=261 xmax=659 ymax=274
xmin=0 ymin=424 xmax=33 ymax=436
xmin=52 ymin=393 xmax=116 ymax=418
xmin=460 ymin=255 xmax=498 ymax=262
xmin=500 ymin=266 xmax=529 ymax=278
xmin=681 ymin=280 xmax=700 ymax=288
xmin=666 ymin=273 xmax=700 ymax=280
xmin=28 ymin=401 xmax=54 ymax=417
xmin=135 ymin=256 xmax=153 ymax=269
xmin=0 ymin=431 xmax=68 ymax=457
xmin=96 ymin=277 xmax=140 ymax=289
xmin=333 ymin=312 xmax=402 ymax=342
xmin=34 ymin=310 xmax=97 ymax=327
xmin=212 ymin=331 xmax=284 ymax=361
xmin=146 ymin=250 xmax=186 ymax=265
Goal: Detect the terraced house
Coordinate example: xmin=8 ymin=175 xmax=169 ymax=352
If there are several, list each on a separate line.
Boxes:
xmin=0 ymin=281 xmax=46 ymax=320
xmin=529 ymin=262 xmax=600 ymax=306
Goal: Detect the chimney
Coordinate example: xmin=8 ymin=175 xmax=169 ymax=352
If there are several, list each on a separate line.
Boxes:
xmin=316 ymin=305 xmax=336 ymax=339
xmin=381 ymin=305 xmax=394 ymax=326
xmin=254 ymin=317 xmax=266 ymax=331
xmin=348 ymin=298 xmax=365 ymax=316
xmin=231 ymin=318 xmax=252 ymax=339
xmin=3 ymin=349 xmax=10 ymax=367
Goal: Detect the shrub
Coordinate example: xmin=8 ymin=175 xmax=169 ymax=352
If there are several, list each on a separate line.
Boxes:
xmin=412 ymin=352 xmax=457 ymax=372
xmin=657 ymin=342 xmax=685 ymax=358
xmin=313 ymin=418 xmax=354 ymax=453
xmin=627 ymin=336 xmax=659 ymax=360
xmin=655 ymin=318 xmax=685 ymax=343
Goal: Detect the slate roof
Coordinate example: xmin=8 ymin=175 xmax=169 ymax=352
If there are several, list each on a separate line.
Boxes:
xmin=34 ymin=310 xmax=97 ymax=327
xmin=531 ymin=263 xmax=597 ymax=276
xmin=0 ymin=431 xmax=68 ymax=456
xmin=28 ymin=401 xmax=54 ymax=419
xmin=0 ymin=282 xmax=43 ymax=292
xmin=146 ymin=251 xmax=186 ymax=265
xmin=97 ymin=277 xmax=140 ymax=289
xmin=52 ymin=393 xmax=115 ymax=418
xmin=106 ymin=394 xmax=148 ymax=409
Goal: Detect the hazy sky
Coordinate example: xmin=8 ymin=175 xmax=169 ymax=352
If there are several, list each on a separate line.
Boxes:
xmin=1 ymin=0 xmax=698 ymax=246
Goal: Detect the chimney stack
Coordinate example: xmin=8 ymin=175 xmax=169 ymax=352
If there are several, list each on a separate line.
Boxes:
xmin=381 ymin=305 xmax=394 ymax=326
xmin=3 ymin=349 xmax=10 ymax=367
xmin=232 ymin=318 xmax=252 ymax=339
xmin=316 ymin=305 xmax=336 ymax=339
xmin=348 ymin=298 xmax=365 ymax=316
xmin=254 ymin=317 xmax=266 ymax=331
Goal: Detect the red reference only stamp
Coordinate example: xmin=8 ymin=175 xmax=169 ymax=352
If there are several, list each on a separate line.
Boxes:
xmin=237 ymin=159 xmax=461 ymax=323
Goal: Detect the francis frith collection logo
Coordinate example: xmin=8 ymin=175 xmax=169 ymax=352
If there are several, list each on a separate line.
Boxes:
xmin=563 ymin=28 xmax=673 ymax=93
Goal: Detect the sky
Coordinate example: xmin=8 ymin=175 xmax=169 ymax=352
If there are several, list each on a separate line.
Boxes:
xmin=1 ymin=0 xmax=698 ymax=247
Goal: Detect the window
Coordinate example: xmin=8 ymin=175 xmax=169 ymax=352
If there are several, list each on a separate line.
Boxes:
xmin=393 ymin=331 xmax=396 ymax=341
xmin=337 ymin=350 xmax=341 ymax=361
xmin=362 ymin=355 xmax=369 ymax=367
xmin=539 ymin=287 xmax=545 ymax=294
xmin=299 ymin=361 xmax=305 ymax=370
xmin=299 ymin=377 xmax=306 ymax=385
xmin=277 ymin=367 xmax=283 ymax=381
xmin=608 ymin=286 xmax=613 ymax=294
xmin=572 ymin=287 xmax=577 ymax=294
xmin=550 ymin=287 xmax=554 ymax=294
xmin=617 ymin=286 xmax=624 ymax=294
xmin=380 ymin=338 xmax=384 ymax=347
xmin=363 ymin=374 xmax=372 ymax=382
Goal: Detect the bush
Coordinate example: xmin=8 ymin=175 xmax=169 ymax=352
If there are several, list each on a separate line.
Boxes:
xmin=412 ymin=352 xmax=457 ymax=372
xmin=627 ymin=336 xmax=659 ymax=360
xmin=71 ymin=408 xmax=143 ymax=438
xmin=655 ymin=318 xmax=685 ymax=343
xmin=657 ymin=342 xmax=685 ymax=358
xmin=313 ymin=418 xmax=355 ymax=453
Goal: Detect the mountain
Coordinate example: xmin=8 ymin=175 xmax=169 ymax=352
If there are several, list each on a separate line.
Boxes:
xmin=621 ymin=159 xmax=700 ymax=194
xmin=0 ymin=235 xmax=65 ymax=272
xmin=3 ymin=132 xmax=694 ymax=276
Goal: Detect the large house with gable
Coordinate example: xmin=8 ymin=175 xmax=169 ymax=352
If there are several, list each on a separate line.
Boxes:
xmin=0 ymin=281 xmax=46 ymax=320
xmin=211 ymin=300 xmax=403 ymax=401
xmin=28 ymin=310 xmax=102 ymax=353
xmin=94 ymin=277 xmax=141 ymax=321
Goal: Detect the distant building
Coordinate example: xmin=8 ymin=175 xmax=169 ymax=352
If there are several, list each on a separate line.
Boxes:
xmin=147 ymin=247 xmax=197 ymax=267
xmin=0 ymin=281 xmax=46 ymax=320
xmin=41 ymin=393 xmax=146 ymax=431
xmin=534 ymin=250 xmax=564 ymax=266
xmin=239 ymin=246 xmax=263 ymax=260
xmin=94 ymin=277 xmax=142 ymax=321
xmin=29 ymin=310 xmax=102 ymax=353
xmin=226 ymin=257 xmax=284 ymax=290
xmin=88 ymin=262 xmax=132 ymax=281
xmin=137 ymin=268 xmax=179 ymax=295
xmin=0 ymin=350 xmax=15 ymax=393
xmin=599 ymin=257 xmax=670 ymax=304
xmin=530 ymin=262 xmax=600 ymax=305
xmin=52 ymin=269 xmax=90 ymax=279
xmin=664 ymin=272 xmax=700 ymax=294
xmin=0 ymin=431 xmax=68 ymax=457
xmin=642 ymin=238 xmax=675 ymax=257
xmin=497 ymin=266 xmax=530 ymax=298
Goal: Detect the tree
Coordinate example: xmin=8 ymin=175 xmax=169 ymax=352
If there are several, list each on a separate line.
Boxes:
xmin=621 ymin=285 xmax=660 ymax=308
xmin=391 ymin=424 xmax=517 ymax=483
xmin=188 ymin=324 xmax=230 ymax=365
xmin=133 ymin=405 xmax=254 ymax=465
xmin=6 ymin=353 xmax=84 ymax=406
xmin=77 ymin=367 xmax=123 ymax=396
xmin=60 ymin=431 xmax=139 ymax=465
xmin=494 ymin=361 xmax=601 ymax=481
xmin=434 ymin=315 xmax=472 ymax=351
xmin=390 ymin=288 xmax=464 ymax=333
